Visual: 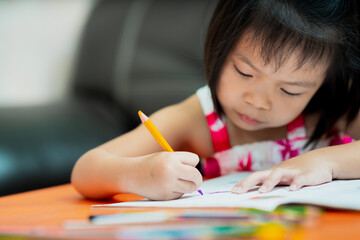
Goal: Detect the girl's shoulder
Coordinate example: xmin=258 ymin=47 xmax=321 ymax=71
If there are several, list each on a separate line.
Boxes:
xmin=162 ymin=94 xmax=214 ymax=157
xmin=304 ymin=112 xmax=319 ymax=138
xmin=305 ymin=111 xmax=360 ymax=140
xmin=335 ymin=112 xmax=360 ymax=140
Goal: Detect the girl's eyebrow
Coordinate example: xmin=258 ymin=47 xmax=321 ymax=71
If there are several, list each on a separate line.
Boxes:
xmin=235 ymin=52 xmax=317 ymax=88
xmin=234 ymin=53 xmax=261 ymax=73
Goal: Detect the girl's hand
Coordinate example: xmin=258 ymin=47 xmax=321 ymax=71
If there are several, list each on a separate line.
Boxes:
xmin=132 ymin=151 xmax=203 ymax=200
xmin=231 ymin=148 xmax=335 ymax=194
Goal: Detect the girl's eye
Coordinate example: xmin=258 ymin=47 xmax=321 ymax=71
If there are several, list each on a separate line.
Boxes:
xmin=281 ymin=88 xmax=302 ymax=96
xmin=234 ymin=65 xmax=252 ymax=78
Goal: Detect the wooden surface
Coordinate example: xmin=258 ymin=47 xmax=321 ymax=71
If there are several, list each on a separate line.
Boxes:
xmin=0 ymin=184 xmax=360 ymax=239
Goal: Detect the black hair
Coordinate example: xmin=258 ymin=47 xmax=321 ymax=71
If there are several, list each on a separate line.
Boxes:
xmin=204 ymin=0 xmax=360 ymax=147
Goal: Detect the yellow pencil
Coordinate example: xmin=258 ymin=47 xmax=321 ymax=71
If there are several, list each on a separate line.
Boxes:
xmin=138 ymin=110 xmax=203 ymax=195
xmin=138 ymin=111 xmax=173 ymax=152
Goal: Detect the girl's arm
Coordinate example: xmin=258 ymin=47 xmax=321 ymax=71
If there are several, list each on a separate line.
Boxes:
xmin=232 ymin=112 xmax=360 ymax=194
xmin=232 ymin=141 xmax=360 ymax=194
xmin=71 ymin=95 xmax=204 ymax=200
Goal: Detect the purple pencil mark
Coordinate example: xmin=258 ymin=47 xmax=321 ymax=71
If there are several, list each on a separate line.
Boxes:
xmin=208 ymin=190 xmax=231 ymax=194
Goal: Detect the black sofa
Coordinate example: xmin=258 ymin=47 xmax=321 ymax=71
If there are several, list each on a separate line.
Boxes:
xmin=0 ymin=0 xmax=217 ymax=196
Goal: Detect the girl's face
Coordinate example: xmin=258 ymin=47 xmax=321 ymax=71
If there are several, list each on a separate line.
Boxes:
xmin=217 ymin=34 xmax=328 ymax=131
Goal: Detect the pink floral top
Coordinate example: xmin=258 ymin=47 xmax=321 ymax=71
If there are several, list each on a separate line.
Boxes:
xmin=196 ymin=85 xmax=354 ymax=178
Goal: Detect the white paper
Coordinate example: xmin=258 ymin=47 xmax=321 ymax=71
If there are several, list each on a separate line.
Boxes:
xmin=93 ymin=172 xmax=360 ymax=211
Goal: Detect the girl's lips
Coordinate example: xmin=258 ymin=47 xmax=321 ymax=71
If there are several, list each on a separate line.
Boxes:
xmin=239 ymin=113 xmax=261 ymax=125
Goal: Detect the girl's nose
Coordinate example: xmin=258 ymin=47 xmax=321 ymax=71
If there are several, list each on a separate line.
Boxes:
xmin=243 ymin=91 xmax=271 ymax=110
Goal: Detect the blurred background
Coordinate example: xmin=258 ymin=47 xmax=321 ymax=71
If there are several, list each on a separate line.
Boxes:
xmin=0 ymin=0 xmax=216 ymax=196
xmin=0 ymin=0 xmax=93 ymax=107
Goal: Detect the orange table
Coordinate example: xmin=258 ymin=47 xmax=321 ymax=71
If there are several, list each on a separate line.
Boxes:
xmin=0 ymin=184 xmax=360 ymax=239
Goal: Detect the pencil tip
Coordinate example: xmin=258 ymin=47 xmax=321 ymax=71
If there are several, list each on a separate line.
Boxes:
xmin=138 ymin=110 xmax=149 ymax=123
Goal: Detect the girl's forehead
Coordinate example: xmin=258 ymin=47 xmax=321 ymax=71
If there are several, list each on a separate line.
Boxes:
xmin=231 ymin=31 xmax=329 ymax=75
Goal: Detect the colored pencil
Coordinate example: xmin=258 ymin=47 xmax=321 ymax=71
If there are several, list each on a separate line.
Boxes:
xmin=138 ymin=111 xmax=173 ymax=152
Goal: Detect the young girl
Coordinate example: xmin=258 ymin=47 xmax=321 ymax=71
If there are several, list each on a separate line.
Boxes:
xmin=71 ymin=0 xmax=360 ymax=200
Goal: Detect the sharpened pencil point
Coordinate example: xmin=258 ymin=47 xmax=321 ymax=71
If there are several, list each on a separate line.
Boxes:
xmin=138 ymin=110 xmax=149 ymax=123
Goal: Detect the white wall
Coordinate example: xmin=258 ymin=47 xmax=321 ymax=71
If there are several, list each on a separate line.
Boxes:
xmin=0 ymin=0 xmax=96 ymax=107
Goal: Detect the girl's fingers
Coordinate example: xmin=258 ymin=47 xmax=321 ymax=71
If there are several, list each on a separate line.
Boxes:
xmin=289 ymin=174 xmax=308 ymax=191
xmin=177 ymin=152 xmax=200 ymax=167
xmin=173 ymin=179 xmax=198 ymax=194
xmin=258 ymin=169 xmax=284 ymax=193
xmin=177 ymin=164 xmax=203 ymax=189
xmin=231 ymin=171 xmax=269 ymax=194
xmin=289 ymin=171 xmax=332 ymax=191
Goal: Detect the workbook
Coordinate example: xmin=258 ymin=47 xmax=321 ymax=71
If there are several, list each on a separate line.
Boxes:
xmin=93 ymin=172 xmax=360 ymax=211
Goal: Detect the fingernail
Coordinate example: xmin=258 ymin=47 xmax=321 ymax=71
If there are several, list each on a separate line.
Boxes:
xmin=231 ymin=187 xmax=241 ymax=193
xmin=290 ymin=184 xmax=297 ymax=191
xmin=259 ymin=186 xmax=267 ymax=193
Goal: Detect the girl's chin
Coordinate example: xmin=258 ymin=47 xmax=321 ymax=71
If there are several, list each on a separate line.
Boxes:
xmin=237 ymin=122 xmax=266 ymax=131
xmin=231 ymin=119 xmax=267 ymax=131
